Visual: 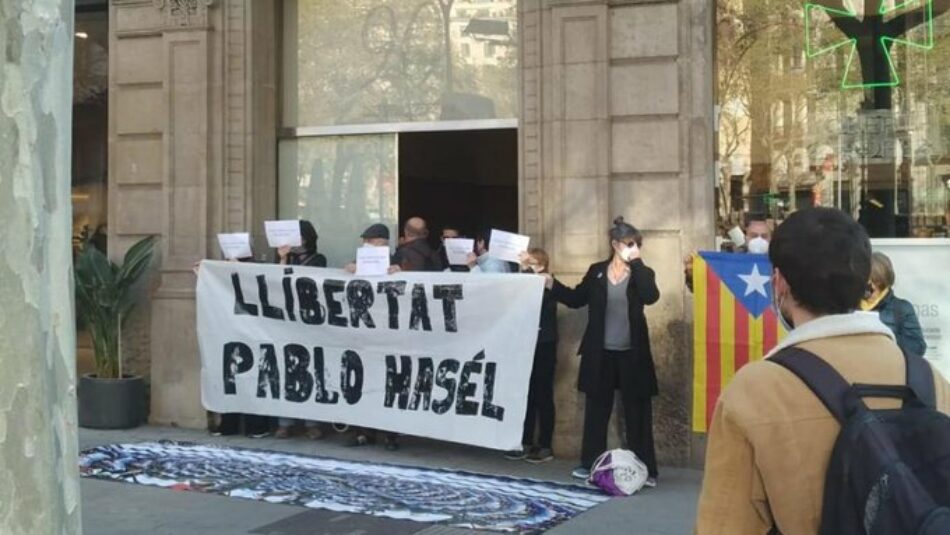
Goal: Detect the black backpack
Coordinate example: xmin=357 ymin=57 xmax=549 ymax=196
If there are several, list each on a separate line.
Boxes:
xmin=770 ymin=347 xmax=950 ymax=535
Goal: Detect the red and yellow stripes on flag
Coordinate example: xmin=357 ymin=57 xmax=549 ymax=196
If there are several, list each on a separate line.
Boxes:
xmin=692 ymin=255 xmax=785 ymax=433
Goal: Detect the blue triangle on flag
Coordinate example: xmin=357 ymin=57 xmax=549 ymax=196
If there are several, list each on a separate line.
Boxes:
xmin=699 ymin=252 xmax=774 ymax=318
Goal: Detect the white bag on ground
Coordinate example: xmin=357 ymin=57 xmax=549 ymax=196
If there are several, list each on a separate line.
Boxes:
xmin=589 ymin=448 xmax=648 ymax=496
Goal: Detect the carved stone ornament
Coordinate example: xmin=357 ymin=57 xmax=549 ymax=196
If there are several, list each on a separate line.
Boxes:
xmin=154 ymin=0 xmax=215 ymax=28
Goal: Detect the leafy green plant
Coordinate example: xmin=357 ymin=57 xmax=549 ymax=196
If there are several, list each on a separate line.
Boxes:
xmin=74 ymin=235 xmax=157 ymax=379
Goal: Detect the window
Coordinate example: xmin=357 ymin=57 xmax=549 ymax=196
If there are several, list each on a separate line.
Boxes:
xmin=279 ymin=0 xmax=519 ymax=257
xmin=278 ymin=135 xmax=397 ymax=267
xmin=716 ymin=0 xmax=950 ymax=238
xmin=282 ymin=0 xmax=518 ymax=127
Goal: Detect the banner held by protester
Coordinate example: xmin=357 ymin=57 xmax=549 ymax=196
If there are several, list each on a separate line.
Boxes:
xmin=196 ymin=260 xmax=544 ymax=450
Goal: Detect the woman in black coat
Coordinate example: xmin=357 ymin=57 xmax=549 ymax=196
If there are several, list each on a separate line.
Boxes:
xmin=547 ymin=217 xmax=661 ymax=484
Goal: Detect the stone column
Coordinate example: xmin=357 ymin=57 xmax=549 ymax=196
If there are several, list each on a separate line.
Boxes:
xmin=0 ymin=0 xmax=82 ymax=532
xmin=108 ymin=0 xmax=276 ymax=428
xmin=522 ymin=0 xmax=715 ymax=465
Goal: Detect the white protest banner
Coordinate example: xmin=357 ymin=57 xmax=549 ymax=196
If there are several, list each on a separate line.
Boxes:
xmin=871 ymin=238 xmax=950 ymax=380
xmin=217 ymin=233 xmax=252 ymax=260
xmin=444 ymin=238 xmax=474 ymax=266
xmin=265 ymin=220 xmax=302 ymax=248
xmin=488 ymin=229 xmax=530 ymax=264
xmin=197 ymin=261 xmax=544 ymax=450
xmin=356 ymin=246 xmax=390 ymax=276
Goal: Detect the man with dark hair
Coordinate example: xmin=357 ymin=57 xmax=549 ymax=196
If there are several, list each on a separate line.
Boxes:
xmin=684 ymin=214 xmax=773 ymax=291
xmin=394 ymin=216 xmax=442 ymax=272
xmin=435 ymin=225 xmax=470 ymax=272
xmin=695 ymin=207 xmax=950 ymax=534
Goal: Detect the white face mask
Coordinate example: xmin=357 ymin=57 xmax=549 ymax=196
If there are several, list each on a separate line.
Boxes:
xmin=747 ymin=237 xmax=769 ymax=254
xmin=618 ymin=243 xmax=639 ymax=262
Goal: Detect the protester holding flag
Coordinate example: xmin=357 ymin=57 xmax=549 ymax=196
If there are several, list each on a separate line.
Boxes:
xmin=683 ymin=214 xmax=772 ymax=292
xmin=546 ymin=217 xmax=660 ymax=485
xmin=862 ymin=251 xmax=926 ymax=357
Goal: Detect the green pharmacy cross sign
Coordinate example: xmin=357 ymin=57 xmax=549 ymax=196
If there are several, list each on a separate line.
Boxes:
xmin=805 ymin=0 xmax=935 ymax=89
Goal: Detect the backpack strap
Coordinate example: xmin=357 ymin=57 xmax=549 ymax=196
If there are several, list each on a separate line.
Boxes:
xmin=905 ymin=352 xmax=936 ymax=409
xmin=769 ymin=347 xmax=851 ymax=423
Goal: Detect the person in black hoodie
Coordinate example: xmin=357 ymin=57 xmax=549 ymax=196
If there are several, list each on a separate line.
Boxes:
xmin=546 ymin=216 xmax=661 ymax=485
xmin=275 ymin=220 xmax=328 ymax=439
xmin=505 ymin=248 xmax=559 ymax=463
xmin=276 ymin=220 xmax=327 ymax=269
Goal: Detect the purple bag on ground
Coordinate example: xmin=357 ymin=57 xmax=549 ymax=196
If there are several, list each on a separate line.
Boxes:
xmin=589 ymin=448 xmax=648 ymax=496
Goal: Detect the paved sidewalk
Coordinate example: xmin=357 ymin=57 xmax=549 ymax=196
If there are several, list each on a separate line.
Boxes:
xmin=80 ymin=426 xmax=701 ymax=534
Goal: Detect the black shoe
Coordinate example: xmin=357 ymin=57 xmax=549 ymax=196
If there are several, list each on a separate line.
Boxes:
xmin=384 ymin=436 xmax=400 ymax=451
xmin=526 ymin=447 xmax=554 ymax=464
xmin=504 ymin=447 xmax=528 ymax=461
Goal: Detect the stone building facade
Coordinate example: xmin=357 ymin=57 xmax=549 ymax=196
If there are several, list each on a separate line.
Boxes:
xmin=104 ymin=0 xmax=715 ymax=466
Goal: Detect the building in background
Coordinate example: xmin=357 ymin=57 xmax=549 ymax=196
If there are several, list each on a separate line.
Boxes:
xmin=76 ymin=0 xmax=948 ymax=468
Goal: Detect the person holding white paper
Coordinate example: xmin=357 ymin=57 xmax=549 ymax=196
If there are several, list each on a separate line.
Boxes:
xmin=275 ymin=220 xmax=327 ymax=440
xmin=466 ymin=228 xmax=514 ymax=273
xmin=343 ymin=223 xmax=400 ymax=276
xmin=488 ymin=229 xmax=531 ymax=264
xmin=436 ymin=225 xmax=471 ymax=272
xmin=217 ymin=233 xmax=253 ymax=261
xmin=342 ymin=223 xmax=401 ymax=450
xmin=276 ymin=220 xmax=326 ymax=269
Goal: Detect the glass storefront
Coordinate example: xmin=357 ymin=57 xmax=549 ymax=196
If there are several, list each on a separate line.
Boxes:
xmin=716 ymin=0 xmax=950 ymax=238
xmin=282 ymin=0 xmax=518 ymax=127
xmin=73 ymin=4 xmax=109 ymax=254
xmin=278 ymin=135 xmax=398 ymax=266
xmin=279 ymin=0 xmax=519 ymax=265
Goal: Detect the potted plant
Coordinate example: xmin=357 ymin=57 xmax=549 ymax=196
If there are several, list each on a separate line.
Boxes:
xmin=75 ymin=235 xmax=156 ymax=429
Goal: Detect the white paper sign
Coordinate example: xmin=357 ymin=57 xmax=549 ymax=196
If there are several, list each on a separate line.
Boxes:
xmin=488 ymin=229 xmax=530 ymax=264
xmin=217 ymin=233 xmax=252 ymax=260
xmin=197 ymin=261 xmax=544 ymax=450
xmin=264 ymin=220 xmax=302 ymax=248
xmin=356 ymin=246 xmax=391 ymax=277
xmin=871 ymin=239 xmax=950 ymax=381
xmin=444 ymin=238 xmax=475 ymax=266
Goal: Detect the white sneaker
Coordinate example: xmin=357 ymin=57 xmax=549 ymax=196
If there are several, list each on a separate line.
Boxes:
xmin=571 ymin=466 xmax=590 ymax=480
xmin=644 ymin=477 xmax=657 ymax=488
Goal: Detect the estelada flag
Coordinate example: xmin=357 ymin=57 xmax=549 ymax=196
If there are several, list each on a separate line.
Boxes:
xmin=692 ymin=252 xmax=786 ymax=432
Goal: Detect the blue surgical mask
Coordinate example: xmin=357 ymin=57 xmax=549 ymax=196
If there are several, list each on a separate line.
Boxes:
xmin=771 ymin=285 xmax=794 ymax=332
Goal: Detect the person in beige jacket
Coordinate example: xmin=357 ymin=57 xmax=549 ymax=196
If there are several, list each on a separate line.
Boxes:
xmin=695 ymin=207 xmax=950 ymax=535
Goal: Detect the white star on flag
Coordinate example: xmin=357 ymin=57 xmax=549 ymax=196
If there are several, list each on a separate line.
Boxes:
xmin=738 ymin=264 xmax=770 ymax=297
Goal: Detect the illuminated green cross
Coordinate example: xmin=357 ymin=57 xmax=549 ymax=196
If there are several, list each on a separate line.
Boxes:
xmin=805 ymin=0 xmax=935 ymax=89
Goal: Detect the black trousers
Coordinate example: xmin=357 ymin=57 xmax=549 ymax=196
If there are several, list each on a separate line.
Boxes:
xmin=522 ymin=341 xmax=557 ymax=448
xmin=217 ymin=413 xmax=271 ymax=436
xmin=580 ymin=350 xmax=658 ymax=477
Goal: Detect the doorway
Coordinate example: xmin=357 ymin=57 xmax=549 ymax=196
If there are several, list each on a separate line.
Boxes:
xmin=398 ymin=129 xmax=518 ymax=241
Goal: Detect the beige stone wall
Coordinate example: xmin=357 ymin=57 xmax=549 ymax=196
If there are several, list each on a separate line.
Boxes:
xmin=521 ymin=0 xmax=715 ymax=465
xmin=109 ymin=0 xmax=276 ymax=428
xmin=110 ymin=0 xmax=714 ymax=466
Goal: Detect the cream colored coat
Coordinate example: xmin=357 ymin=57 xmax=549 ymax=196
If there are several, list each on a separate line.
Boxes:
xmin=695 ymin=313 xmax=950 ymax=535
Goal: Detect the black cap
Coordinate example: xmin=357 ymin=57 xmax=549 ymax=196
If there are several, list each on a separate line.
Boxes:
xmin=360 ymin=223 xmax=390 ymax=241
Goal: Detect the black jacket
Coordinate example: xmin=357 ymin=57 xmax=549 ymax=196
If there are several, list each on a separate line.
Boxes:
xmin=289 ymin=251 xmax=327 ymax=268
xmin=874 ymin=291 xmax=926 ymax=358
xmin=551 ymin=259 xmax=660 ymax=395
xmin=395 ymin=238 xmax=442 ymax=272
xmin=538 ymin=288 xmax=558 ymax=344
